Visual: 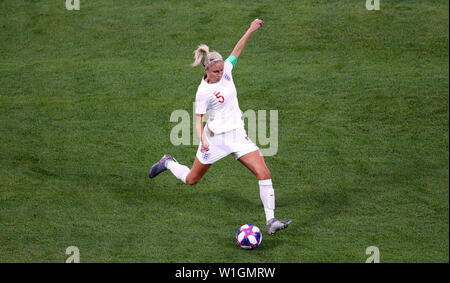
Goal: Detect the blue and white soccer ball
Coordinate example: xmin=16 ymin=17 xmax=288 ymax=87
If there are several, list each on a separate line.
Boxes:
xmin=236 ymin=224 xmax=262 ymax=249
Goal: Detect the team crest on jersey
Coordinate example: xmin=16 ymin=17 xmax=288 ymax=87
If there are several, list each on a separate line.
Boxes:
xmin=224 ymin=74 xmax=231 ymax=81
xmin=202 ymin=152 xmax=210 ymax=160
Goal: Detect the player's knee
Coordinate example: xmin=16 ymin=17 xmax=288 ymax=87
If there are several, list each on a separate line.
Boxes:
xmin=186 ymin=176 xmax=200 ymax=186
xmin=186 ymin=180 xmax=198 ymax=186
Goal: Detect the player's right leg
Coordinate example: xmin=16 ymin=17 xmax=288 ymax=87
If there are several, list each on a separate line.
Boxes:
xmin=184 ymin=157 xmax=212 ymax=185
xmin=148 ymin=154 xmax=211 ymax=185
xmin=148 ymin=154 xmax=177 ymax=179
xmin=149 ymin=126 xmax=226 ymax=185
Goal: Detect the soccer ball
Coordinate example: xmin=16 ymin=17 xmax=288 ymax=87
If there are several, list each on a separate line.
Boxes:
xmin=236 ymin=224 xmax=262 ymax=249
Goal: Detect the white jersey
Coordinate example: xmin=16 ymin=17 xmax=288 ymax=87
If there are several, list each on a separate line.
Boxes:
xmin=194 ymin=58 xmax=244 ymax=134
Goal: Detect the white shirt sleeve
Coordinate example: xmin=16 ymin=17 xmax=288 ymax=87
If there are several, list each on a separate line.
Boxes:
xmin=195 ymin=88 xmax=208 ymax=115
xmin=224 ymin=60 xmax=233 ymax=80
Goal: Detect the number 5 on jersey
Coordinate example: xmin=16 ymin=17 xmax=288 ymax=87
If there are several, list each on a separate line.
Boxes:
xmin=214 ymin=91 xmax=224 ymax=103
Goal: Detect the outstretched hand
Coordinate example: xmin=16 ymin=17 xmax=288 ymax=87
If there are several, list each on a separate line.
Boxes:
xmin=249 ymin=19 xmax=264 ymax=32
xmin=230 ymin=19 xmax=264 ymax=59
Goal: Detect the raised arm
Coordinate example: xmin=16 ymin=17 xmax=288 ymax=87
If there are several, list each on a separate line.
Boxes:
xmin=230 ymin=19 xmax=264 ymax=59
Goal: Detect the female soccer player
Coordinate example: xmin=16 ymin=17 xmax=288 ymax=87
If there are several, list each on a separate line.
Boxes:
xmin=149 ymin=19 xmax=291 ymax=235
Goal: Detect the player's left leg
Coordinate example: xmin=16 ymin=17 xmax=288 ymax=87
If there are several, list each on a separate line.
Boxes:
xmin=237 ymin=150 xmax=291 ymax=235
xmin=237 ymin=149 xmax=271 ymax=180
xmin=238 ymin=150 xmax=274 ymax=220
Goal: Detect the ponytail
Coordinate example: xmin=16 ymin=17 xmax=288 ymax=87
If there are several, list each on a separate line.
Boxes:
xmin=191 ymin=44 xmax=223 ymax=69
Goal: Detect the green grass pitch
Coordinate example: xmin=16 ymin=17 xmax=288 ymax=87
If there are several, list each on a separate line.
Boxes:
xmin=0 ymin=0 xmax=448 ymax=262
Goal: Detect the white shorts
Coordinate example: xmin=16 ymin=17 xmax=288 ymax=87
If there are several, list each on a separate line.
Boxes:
xmin=196 ymin=126 xmax=260 ymax=165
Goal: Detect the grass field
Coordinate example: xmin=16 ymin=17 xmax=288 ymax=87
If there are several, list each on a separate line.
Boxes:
xmin=0 ymin=0 xmax=448 ymax=263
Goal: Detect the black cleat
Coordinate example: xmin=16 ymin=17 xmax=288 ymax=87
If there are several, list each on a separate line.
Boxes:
xmin=148 ymin=154 xmax=177 ymax=179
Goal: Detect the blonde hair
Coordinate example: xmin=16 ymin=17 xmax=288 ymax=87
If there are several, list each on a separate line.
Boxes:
xmin=191 ymin=44 xmax=223 ymax=69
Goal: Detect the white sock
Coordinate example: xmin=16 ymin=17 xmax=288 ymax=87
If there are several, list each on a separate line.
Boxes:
xmin=259 ymin=179 xmax=275 ymax=223
xmin=166 ymin=160 xmax=190 ymax=184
